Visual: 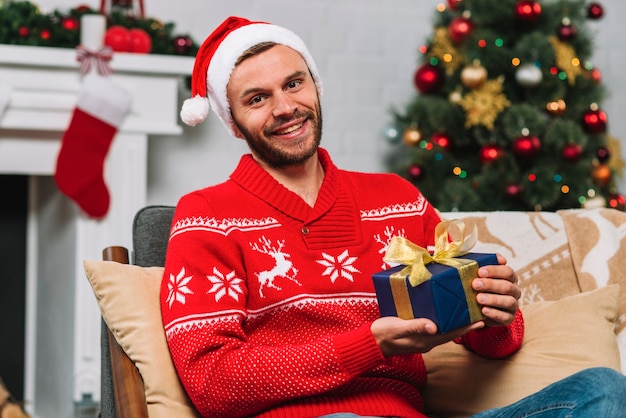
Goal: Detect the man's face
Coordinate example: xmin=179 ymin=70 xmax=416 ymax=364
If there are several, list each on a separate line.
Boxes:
xmin=227 ymin=44 xmax=322 ymax=168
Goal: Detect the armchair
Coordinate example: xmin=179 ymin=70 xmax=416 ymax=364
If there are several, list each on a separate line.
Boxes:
xmin=85 ymin=207 xmax=625 ymax=418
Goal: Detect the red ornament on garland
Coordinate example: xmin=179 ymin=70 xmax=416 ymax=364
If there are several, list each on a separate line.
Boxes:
xmin=62 ymin=16 xmax=79 ymax=31
xmin=431 ymin=132 xmax=453 ymax=150
xmin=173 ymin=35 xmax=193 ymax=55
xmin=449 ymin=16 xmax=474 ymax=43
xmin=513 ymin=135 xmax=541 ymax=158
xmin=587 ymin=2 xmax=604 ymax=20
xmin=18 ymin=26 xmax=29 ymax=37
xmin=480 ymin=144 xmax=504 ymax=163
xmin=608 ymin=193 xmax=626 ymax=211
xmin=40 ymin=29 xmax=51 ymax=40
xmin=414 ymin=63 xmax=444 ymax=94
xmin=561 ymin=143 xmax=583 ymax=162
xmin=128 ymin=28 xmax=152 ymax=53
xmin=582 ymin=107 xmax=608 ymax=134
xmin=515 ymin=0 xmax=542 ymax=23
xmin=104 ymin=25 xmax=131 ymax=52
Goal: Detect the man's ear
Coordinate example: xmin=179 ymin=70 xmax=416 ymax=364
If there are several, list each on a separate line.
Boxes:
xmin=230 ymin=122 xmax=245 ymax=139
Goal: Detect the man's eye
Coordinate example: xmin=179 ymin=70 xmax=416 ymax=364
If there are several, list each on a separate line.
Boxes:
xmin=287 ymin=80 xmax=301 ymax=89
xmin=250 ymin=95 xmax=264 ymax=105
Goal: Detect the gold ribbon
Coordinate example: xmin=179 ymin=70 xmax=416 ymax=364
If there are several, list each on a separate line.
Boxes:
xmin=383 ymin=220 xmax=483 ymax=322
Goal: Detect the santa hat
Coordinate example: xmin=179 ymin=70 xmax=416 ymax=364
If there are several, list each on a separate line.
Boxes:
xmin=180 ymin=16 xmax=323 ymax=136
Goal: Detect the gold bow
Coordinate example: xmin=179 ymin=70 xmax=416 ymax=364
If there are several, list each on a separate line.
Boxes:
xmin=383 ymin=219 xmax=481 ymax=321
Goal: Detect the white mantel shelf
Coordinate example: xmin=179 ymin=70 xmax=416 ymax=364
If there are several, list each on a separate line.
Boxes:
xmin=0 ymin=44 xmax=193 ymax=136
xmin=0 ymin=44 xmax=194 ymax=417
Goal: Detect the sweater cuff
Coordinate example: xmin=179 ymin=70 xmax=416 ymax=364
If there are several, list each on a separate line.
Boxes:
xmin=333 ymin=322 xmax=385 ymax=376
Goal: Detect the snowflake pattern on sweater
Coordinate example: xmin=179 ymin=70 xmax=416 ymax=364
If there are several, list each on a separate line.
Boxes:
xmin=160 ymin=148 xmax=524 ymax=418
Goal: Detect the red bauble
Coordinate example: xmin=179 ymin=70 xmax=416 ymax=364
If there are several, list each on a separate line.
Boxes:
xmin=431 ymin=132 xmax=453 ymax=150
xmin=561 ymin=143 xmax=583 ymax=162
xmin=480 ymin=144 xmax=504 ymax=163
xmin=104 ymin=25 xmax=131 ymax=52
xmin=596 ymin=146 xmax=611 ymax=163
xmin=173 ymin=35 xmax=193 ymax=55
xmin=128 ymin=28 xmax=152 ymax=53
xmin=62 ymin=16 xmax=79 ymax=31
xmin=414 ymin=64 xmax=443 ymax=94
xmin=407 ymin=164 xmax=424 ymax=181
xmin=18 ymin=26 xmax=29 ymax=37
xmin=504 ymin=183 xmax=524 ymax=198
xmin=449 ymin=16 xmax=473 ymax=43
xmin=515 ymin=0 xmax=542 ymax=22
xmin=513 ymin=135 xmax=541 ymax=158
xmin=557 ymin=22 xmax=576 ymax=41
xmin=582 ymin=108 xmax=608 ymax=134
xmin=608 ymin=193 xmax=626 ymax=211
xmin=447 ymin=0 xmax=463 ymax=10
xmin=588 ymin=2 xmax=604 ymax=20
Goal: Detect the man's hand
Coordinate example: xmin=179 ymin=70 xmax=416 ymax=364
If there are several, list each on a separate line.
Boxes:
xmin=370 ymin=316 xmax=484 ymax=357
xmin=472 ymin=253 xmax=521 ymax=327
xmin=370 ymin=253 xmax=521 ymax=357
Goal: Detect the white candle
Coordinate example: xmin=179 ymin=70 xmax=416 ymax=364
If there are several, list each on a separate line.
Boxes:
xmin=80 ymin=14 xmax=107 ymax=51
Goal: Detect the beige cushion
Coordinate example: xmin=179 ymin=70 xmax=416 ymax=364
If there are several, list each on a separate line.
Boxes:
xmin=422 ymin=285 xmax=621 ymax=418
xmin=83 ymin=260 xmax=199 ymax=418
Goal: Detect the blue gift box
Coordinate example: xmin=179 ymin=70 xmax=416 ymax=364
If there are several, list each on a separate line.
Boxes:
xmin=372 ymin=252 xmax=497 ymax=333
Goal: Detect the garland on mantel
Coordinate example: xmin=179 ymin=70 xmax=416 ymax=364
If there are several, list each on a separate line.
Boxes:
xmin=0 ymin=0 xmax=199 ymax=56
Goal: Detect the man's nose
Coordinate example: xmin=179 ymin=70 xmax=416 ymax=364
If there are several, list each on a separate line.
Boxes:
xmin=272 ymin=91 xmax=297 ymax=117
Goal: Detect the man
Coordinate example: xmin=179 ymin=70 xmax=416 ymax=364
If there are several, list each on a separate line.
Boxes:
xmin=161 ymin=16 xmax=625 ymax=418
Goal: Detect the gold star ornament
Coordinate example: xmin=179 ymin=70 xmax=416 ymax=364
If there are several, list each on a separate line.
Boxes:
xmin=458 ymin=76 xmax=511 ymax=130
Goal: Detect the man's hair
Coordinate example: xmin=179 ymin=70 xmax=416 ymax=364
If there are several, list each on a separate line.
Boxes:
xmin=235 ymin=42 xmax=278 ymax=66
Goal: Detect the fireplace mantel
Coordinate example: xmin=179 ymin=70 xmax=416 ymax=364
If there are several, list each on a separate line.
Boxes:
xmin=0 ymin=44 xmax=194 ymax=417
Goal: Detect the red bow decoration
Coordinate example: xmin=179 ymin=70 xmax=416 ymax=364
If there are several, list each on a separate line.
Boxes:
xmin=76 ymin=45 xmax=114 ymax=76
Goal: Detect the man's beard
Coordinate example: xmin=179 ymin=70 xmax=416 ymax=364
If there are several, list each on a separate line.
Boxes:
xmin=234 ymin=104 xmax=323 ymax=169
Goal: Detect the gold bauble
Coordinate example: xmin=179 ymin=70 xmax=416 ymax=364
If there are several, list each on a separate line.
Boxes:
xmin=403 ymin=127 xmax=422 ymax=146
xmin=591 ymin=163 xmax=612 ymax=186
xmin=546 ymin=99 xmax=566 ymax=116
xmin=461 ymin=61 xmax=487 ymax=89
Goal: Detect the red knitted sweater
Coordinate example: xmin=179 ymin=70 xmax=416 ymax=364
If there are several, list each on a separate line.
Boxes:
xmin=160 ymin=148 xmax=524 ymax=418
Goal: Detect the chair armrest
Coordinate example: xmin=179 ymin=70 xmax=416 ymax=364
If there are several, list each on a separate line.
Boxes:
xmin=102 ymin=246 xmax=149 ymax=418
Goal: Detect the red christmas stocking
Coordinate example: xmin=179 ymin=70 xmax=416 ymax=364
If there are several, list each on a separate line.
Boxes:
xmin=54 ymin=74 xmax=131 ymax=218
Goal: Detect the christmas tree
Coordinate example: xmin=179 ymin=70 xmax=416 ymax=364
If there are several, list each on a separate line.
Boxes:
xmin=385 ymin=0 xmax=625 ymax=212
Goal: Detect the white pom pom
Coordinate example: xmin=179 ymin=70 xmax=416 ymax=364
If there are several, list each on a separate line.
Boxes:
xmin=180 ymin=95 xmax=210 ymax=126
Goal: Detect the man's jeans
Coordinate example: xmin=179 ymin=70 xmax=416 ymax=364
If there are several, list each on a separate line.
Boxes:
xmin=320 ymin=367 xmax=626 ymax=418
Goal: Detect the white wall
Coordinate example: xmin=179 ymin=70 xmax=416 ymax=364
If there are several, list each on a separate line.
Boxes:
xmin=38 ymin=0 xmax=626 ymax=205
